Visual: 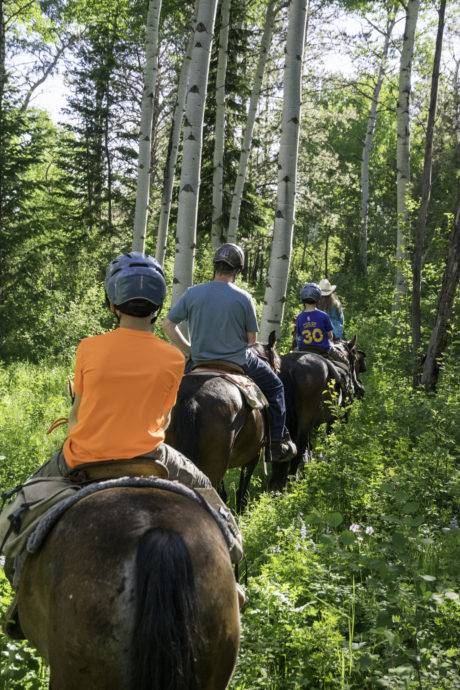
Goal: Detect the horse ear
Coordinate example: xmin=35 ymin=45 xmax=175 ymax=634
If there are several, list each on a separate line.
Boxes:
xmin=348 ymin=335 xmax=357 ymax=349
xmin=268 ymin=330 xmax=277 ymax=349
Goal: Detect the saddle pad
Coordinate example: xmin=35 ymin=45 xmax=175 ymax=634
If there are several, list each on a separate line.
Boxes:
xmin=188 ymin=369 xmax=268 ymax=410
xmin=27 ymin=477 xmax=234 ymax=555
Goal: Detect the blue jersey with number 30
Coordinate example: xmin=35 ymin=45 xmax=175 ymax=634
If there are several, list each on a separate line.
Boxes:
xmin=296 ymin=309 xmax=333 ymax=351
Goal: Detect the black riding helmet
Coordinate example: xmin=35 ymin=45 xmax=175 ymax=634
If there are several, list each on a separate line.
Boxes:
xmin=213 ymin=243 xmax=245 ymax=271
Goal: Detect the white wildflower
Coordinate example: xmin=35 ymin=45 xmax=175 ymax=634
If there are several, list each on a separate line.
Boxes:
xmin=349 ymin=523 xmax=361 ymax=533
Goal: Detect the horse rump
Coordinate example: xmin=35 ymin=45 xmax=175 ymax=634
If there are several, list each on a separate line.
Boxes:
xmin=131 ymin=527 xmax=201 ymax=690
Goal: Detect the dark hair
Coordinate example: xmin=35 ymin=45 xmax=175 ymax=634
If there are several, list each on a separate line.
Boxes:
xmin=303 ymin=298 xmax=317 ymax=305
xmin=213 ymin=261 xmax=238 ymax=277
xmin=116 ymin=299 xmax=158 ymax=317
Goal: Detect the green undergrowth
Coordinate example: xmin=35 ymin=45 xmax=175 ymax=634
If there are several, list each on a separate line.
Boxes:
xmin=231 ymin=316 xmax=460 ymax=689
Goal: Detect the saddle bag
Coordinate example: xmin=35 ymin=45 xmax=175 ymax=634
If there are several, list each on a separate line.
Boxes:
xmin=0 ymin=476 xmax=80 ymax=560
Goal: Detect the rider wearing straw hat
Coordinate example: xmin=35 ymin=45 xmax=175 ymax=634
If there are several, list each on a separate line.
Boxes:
xmin=318 ymin=278 xmax=344 ymax=341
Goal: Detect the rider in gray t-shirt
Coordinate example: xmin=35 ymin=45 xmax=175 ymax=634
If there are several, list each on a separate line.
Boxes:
xmin=163 ymin=243 xmax=296 ymax=464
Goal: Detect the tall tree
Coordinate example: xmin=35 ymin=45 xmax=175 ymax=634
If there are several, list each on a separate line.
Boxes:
xmin=171 ymin=0 xmax=219 ymax=306
xmin=394 ymin=0 xmax=420 ymax=307
xmin=211 ymin=0 xmax=232 ymax=249
xmin=359 ymin=10 xmax=395 ymax=275
xmin=227 ymin=0 xmax=277 ymax=244
xmin=411 ymin=0 xmax=446 ymax=378
xmin=420 ymin=200 xmax=460 ymax=390
xmin=132 ymin=0 xmax=163 ymax=252
xmin=155 ymin=4 xmax=197 ymax=265
xmin=260 ymin=0 xmax=309 ymax=342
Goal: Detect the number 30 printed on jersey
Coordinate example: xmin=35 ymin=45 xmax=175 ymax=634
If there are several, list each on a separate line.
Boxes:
xmin=302 ymin=326 xmax=323 ymax=344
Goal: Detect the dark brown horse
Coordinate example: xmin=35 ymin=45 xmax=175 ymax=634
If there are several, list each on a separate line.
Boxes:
xmin=166 ymin=334 xmax=279 ymax=510
xmin=269 ymin=338 xmax=366 ymax=491
xmin=18 ymin=487 xmax=240 ymax=690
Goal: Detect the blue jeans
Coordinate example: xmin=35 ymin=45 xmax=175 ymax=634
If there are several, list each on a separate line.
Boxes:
xmin=243 ymin=351 xmax=286 ymax=442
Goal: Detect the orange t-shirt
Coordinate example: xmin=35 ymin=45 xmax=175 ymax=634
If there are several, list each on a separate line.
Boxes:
xmin=63 ymin=328 xmax=185 ymax=468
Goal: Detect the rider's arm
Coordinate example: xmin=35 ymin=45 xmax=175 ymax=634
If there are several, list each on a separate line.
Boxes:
xmin=247 ymin=332 xmax=257 ymax=346
xmin=162 ymin=318 xmax=192 ymax=358
xmin=68 ymin=394 xmax=81 ymax=431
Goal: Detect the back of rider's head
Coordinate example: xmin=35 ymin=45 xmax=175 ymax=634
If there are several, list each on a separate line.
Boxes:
xmin=300 ymin=282 xmax=322 ymax=305
xmin=213 ymin=243 xmax=245 ymax=278
xmin=105 ymin=252 xmax=166 ymax=323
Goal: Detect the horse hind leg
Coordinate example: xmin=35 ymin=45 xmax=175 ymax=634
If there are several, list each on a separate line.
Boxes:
xmin=236 ymin=457 xmax=258 ymax=512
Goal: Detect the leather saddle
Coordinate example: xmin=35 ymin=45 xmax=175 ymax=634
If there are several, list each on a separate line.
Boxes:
xmin=187 ymin=360 xmax=268 ymax=410
xmin=68 ymin=458 xmax=168 ymax=483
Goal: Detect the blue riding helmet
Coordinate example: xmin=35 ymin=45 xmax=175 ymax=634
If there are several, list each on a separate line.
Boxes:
xmin=105 ymin=252 xmax=166 ymax=307
xmin=300 ymin=283 xmax=322 ymax=303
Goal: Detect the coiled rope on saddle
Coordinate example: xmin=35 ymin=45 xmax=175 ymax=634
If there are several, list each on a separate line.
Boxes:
xmin=26 ymin=477 xmax=235 ymax=554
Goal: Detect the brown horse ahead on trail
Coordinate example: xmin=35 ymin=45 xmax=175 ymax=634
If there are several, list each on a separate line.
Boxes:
xmin=18 ymin=488 xmax=240 ymax=690
xmin=166 ymin=334 xmax=280 ymax=510
xmin=269 ymin=338 xmax=366 ymax=491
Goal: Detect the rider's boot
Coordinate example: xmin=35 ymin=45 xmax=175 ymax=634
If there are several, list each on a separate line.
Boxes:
xmin=270 ymin=431 xmax=297 ymax=464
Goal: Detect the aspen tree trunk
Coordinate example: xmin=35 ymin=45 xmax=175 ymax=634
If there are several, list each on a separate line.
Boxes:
xmin=155 ymin=3 xmax=198 ymax=265
xmin=0 ymin=0 xmax=5 ymax=238
xmin=394 ymin=0 xmax=420 ymax=307
xmin=227 ymin=0 xmax=277 ymax=243
xmin=211 ymin=0 xmax=232 ymax=249
xmin=172 ymin=0 xmax=219 ymax=305
xmin=411 ymin=0 xmax=446 ymax=379
xmin=260 ymin=0 xmax=309 ymax=342
xmin=420 ymin=201 xmax=460 ymax=390
xmin=132 ymin=0 xmax=162 ymax=253
xmin=360 ymin=13 xmax=395 ymax=275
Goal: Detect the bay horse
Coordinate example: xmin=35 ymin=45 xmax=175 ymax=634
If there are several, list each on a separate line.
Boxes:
xmin=166 ymin=333 xmax=280 ymax=510
xmin=17 ymin=487 xmax=240 ymax=690
xmin=269 ymin=338 xmax=366 ymax=491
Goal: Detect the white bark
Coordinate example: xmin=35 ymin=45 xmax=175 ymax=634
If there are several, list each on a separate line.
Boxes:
xmin=360 ymin=14 xmax=395 ymax=274
xmin=394 ymin=0 xmax=420 ymax=305
xmin=155 ymin=3 xmax=198 ymax=265
xmin=227 ymin=0 xmax=277 ymax=243
xmin=211 ymin=0 xmax=232 ymax=249
xmin=172 ymin=0 xmax=219 ymax=305
xmin=133 ymin=0 xmax=162 ymax=253
xmin=260 ymin=0 xmax=309 ymax=342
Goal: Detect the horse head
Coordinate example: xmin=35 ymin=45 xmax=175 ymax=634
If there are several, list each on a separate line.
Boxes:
xmin=251 ymin=330 xmax=281 ymax=373
xmin=343 ymin=336 xmax=366 ymax=399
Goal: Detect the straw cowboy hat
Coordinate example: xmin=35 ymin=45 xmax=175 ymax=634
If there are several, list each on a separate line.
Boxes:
xmin=319 ymin=278 xmax=336 ymax=296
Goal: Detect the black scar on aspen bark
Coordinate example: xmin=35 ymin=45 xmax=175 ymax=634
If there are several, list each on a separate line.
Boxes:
xmin=184 ymin=116 xmax=191 ymax=127
xmin=189 ymin=85 xmax=199 ymax=93
xmin=143 ymin=135 xmax=150 ymax=141
xmin=195 ymin=42 xmax=202 ymax=48
xmin=182 ymin=184 xmax=194 ymax=192
xmin=276 ymin=210 xmax=283 ymax=218
xmin=290 ymin=117 xmax=299 ymax=124
xmin=282 ymin=175 xmax=290 ymax=182
xmin=173 ymin=277 xmax=180 ymax=283
xmin=196 ymin=22 xmax=206 ymax=32
xmin=191 ymin=243 xmax=196 ymax=249
xmin=187 ymin=133 xmax=196 ymax=141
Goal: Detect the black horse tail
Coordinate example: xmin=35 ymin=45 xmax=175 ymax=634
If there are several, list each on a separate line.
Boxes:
xmin=280 ymin=360 xmax=298 ymax=440
xmin=173 ymin=384 xmax=199 ymax=463
xmin=131 ymin=528 xmax=200 ymax=690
